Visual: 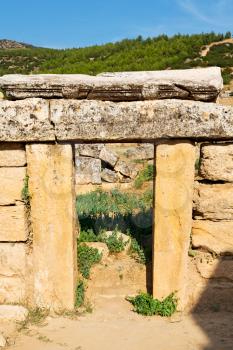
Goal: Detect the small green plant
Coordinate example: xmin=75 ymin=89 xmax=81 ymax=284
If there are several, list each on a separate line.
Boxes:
xmin=100 ymin=230 xmax=126 ymax=253
xmin=21 ymin=175 xmax=30 ymax=205
xmin=129 ymin=238 xmax=146 ymax=264
xmin=18 ymin=307 xmax=49 ymax=331
xmin=127 ymin=292 xmax=177 ymax=317
xmin=79 ymin=229 xmax=98 ymax=242
xmin=134 ymin=164 xmax=154 ymax=189
xmin=77 ymin=244 xmax=102 ymax=279
xmin=75 ymin=279 xmax=85 ymax=307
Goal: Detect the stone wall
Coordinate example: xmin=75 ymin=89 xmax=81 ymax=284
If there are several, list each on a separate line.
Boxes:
xmin=0 ymin=144 xmax=28 ymax=304
xmin=0 ymin=67 xmax=233 ymax=312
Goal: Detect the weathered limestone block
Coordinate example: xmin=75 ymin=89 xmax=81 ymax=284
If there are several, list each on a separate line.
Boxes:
xmin=194 ymin=183 xmax=233 ymax=220
xmin=75 ymin=156 xmax=101 ymax=184
xmin=0 ymin=68 xmax=222 ymax=101
xmin=0 ymin=98 xmax=54 ymax=141
xmin=75 ymin=144 xmax=104 ymax=158
xmin=0 ymin=143 xmax=26 ymax=166
xmin=99 ymin=147 xmax=118 ymax=167
xmin=0 ymin=305 xmax=28 ymax=321
xmin=153 ymin=141 xmax=195 ymax=309
xmin=192 ymin=220 xmax=233 ymax=254
xmin=0 ymin=334 xmax=6 ymax=347
xmin=50 ymin=99 xmax=233 ymax=141
xmin=0 ymin=243 xmax=26 ymax=304
xmin=0 ymin=205 xmax=27 ymax=242
xmin=125 ymin=144 xmax=154 ymax=160
xmin=200 ymin=144 xmax=233 ymax=181
xmin=0 ymin=167 xmax=25 ymax=205
xmin=114 ymin=160 xmax=138 ymax=179
xmin=26 ymin=144 xmax=77 ymax=310
xmin=101 ymin=168 xmax=119 ymax=183
xmin=196 ymin=255 xmax=233 ymax=281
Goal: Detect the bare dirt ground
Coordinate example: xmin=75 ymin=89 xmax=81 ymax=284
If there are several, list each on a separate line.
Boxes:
xmin=200 ymin=38 xmax=233 ymax=57
xmin=2 ymin=297 xmax=233 ymax=350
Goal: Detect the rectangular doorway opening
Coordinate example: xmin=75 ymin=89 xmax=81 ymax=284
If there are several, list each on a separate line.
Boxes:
xmin=74 ymin=141 xmax=155 ymax=308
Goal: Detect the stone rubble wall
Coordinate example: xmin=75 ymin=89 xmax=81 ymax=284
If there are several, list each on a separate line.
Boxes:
xmin=75 ymin=143 xmax=154 ymax=185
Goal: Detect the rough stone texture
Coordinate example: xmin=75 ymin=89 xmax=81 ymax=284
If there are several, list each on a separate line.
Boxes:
xmin=0 ymin=143 xmax=26 ymax=167
xmin=0 ymin=205 xmax=27 ymax=242
xmin=196 ymin=256 xmax=233 ymax=281
xmin=99 ymin=147 xmax=118 ymax=167
xmin=192 ymin=220 xmax=233 ymax=254
xmin=101 ymin=168 xmax=119 ymax=183
xmin=0 ymin=244 xmax=26 ymax=304
xmin=0 ymin=68 xmax=222 ymax=101
xmin=0 ymin=167 xmax=26 ymax=205
xmin=194 ymin=183 xmax=233 ymax=220
xmin=0 ymin=98 xmax=54 ymax=141
xmin=153 ymin=141 xmax=195 ymax=309
xmin=75 ymin=157 xmax=101 ymax=185
xmin=0 ymin=334 xmax=6 ymax=347
xmin=0 ymin=305 xmax=28 ymax=322
xmin=200 ymin=143 xmax=233 ymax=181
xmin=50 ymin=99 xmax=233 ymax=141
xmin=26 ymin=144 xmax=77 ymax=310
xmin=125 ymin=144 xmax=154 ymax=160
xmin=75 ymin=144 xmax=104 ymax=158
xmin=114 ymin=160 xmax=138 ymax=178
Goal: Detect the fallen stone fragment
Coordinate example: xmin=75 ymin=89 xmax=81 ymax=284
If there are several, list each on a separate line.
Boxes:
xmin=101 ymin=168 xmax=119 ymax=183
xmin=99 ymin=147 xmax=118 ymax=167
xmin=81 ymin=242 xmax=109 ymax=262
xmin=114 ymin=160 xmax=138 ymax=179
xmin=75 ymin=144 xmax=104 ymax=158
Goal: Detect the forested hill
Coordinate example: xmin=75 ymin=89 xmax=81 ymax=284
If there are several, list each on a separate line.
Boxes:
xmin=0 ymin=32 xmax=232 ymax=84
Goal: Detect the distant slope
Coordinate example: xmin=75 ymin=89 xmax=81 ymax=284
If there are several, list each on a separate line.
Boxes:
xmin=0 ymin=32 xmax=232 ymax=84
xmin=0 ymin=39 xmax=34 ymax=49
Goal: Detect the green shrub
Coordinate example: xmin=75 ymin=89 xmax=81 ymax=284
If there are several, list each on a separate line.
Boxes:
xmin=127 ymin=292 xmax=177 ymax=317
xmin=100 ymin=230 xmax=127 ymax=253
xmin=79 ymin=229 xmax=98 ymax=242
xmin=77 ymin=244 xmax=102 ymax=279
xmin=134 ymin=164 xmax=154 ymax=189
xmin=129 ymin=238 xmax=146 ymax=264
xmin=75 ymin=279 xmax=85 ymax=307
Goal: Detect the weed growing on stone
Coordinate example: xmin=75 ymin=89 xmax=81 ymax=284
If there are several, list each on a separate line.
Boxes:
xmin=21 ymin=175 xmax=30 ymax=205
xmin=75 ymin=279 xmax=85 ymax=307
xmin=18 ymin=307 xmax=49 ymax=331
xmin=129 ymin=238 xmax=146 ymax=264
xmin=99 ymin=229 xmax=126 ymax=253
xmin=127 ymin=292 xmax=178 ymax=317
xmin=77 ymin=244 xmax=102 ymax=279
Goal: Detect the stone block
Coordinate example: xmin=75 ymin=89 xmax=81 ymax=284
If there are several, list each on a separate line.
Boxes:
xmin=0 ymin=167 xmax=26 ymax=205
xmin=75 ymin=144 xmax=104 ymax=158
xmin=26 ymin=144 xmax=77 ymax=310
xmin=200 ymin=143 xmax=233 ymax=181
xmin=192 ymin=220 xmax=233 ymax=255
xmin=196 ymin=255 xmax=233 ymax=281
xmin=0 ymin=205 xmax=27 ymax=242
xmin=0 ymin=98 xmax=54 ymax=142
xmin=153 ymin=141 xmax=195 ymax=309
xmin=0 ymin=305 xmax=28 ymax=322
xmin=114 ymin=160 xmax=138 ymax=178
xmin=0 ymin=143 xmax=26 ymax=167
xmin=125 ymin=144 xmax=154 ymax=160
xmin=101 ymin=168 xmax=119 ymax=183
xmin=99 ymin=147 xmax=118 ymax=167
xmin=194 ymin=183 xmax=233 ymax=220
xmin=75 ymin=156 xmax=101 ymax=184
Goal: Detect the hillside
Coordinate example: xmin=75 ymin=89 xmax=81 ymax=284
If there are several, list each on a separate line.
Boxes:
xmin=0 ymin=32 xmax=232 ymax=84
xmin=0 ymin=39 xmax=33 ymax=49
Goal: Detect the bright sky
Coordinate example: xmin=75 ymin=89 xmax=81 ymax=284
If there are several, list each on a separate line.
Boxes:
xmin=0 ymin=0 xmax=232 ymax=48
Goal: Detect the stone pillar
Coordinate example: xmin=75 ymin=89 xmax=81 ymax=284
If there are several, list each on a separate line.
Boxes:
xmin=153 ymin=141 xmax=195 ymax=309
xmin=26 ymin=144 xmax=77 ymax=310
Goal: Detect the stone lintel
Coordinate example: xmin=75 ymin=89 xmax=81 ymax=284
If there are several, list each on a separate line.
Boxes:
xmin=0 ymin=67 xmax=222 ymax=102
